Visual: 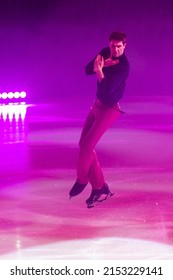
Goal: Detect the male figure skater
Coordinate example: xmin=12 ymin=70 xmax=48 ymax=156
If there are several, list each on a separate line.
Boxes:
xmin=69 ymin=32 xmax=130 ymax=208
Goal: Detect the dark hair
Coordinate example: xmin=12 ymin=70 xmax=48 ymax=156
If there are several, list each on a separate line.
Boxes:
xmin=109 ymin=32 xmax=126 ymax=44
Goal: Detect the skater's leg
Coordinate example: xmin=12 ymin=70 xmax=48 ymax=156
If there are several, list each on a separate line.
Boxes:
xmin=77 ymin=107 xmax=96 ymax=185
xmin=70 ymin=100 xmax=121 ymax=198
xmin=88 ymin=150 xmax=105 ymax=189
xmin=69 ymin=106 xmax=96 ymax=197
xmin=77 ymin=103 xmax=121 ymax=186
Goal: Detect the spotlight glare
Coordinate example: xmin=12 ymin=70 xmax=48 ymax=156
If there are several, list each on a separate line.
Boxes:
xmin=0 ymin=91 xmax=27 ymax=103
xmin=7 ymin=92 xmax=14 ymax=99
xmin=14 ymin=92 xmax=20 ymax=99
xmin=20 ymin=91 xmax=26 ymax=98
xmin=1 ymin=92 xmax=8 ymax=99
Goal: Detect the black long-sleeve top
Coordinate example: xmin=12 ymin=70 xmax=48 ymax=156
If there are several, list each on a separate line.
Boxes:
xmin=85 ymin=47 xmax=130 ymax=107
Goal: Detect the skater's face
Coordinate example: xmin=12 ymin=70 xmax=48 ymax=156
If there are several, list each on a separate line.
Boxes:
xmin=109 ymin=40 xmax=126 ymax=58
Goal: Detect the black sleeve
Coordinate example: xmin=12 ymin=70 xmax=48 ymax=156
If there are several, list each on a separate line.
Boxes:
xmin=85 ymin=47 xmax=109 ymax=75
xmin=85 ymin=57 xmax=96 ymax=75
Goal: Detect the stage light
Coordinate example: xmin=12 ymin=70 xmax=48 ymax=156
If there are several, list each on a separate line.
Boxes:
xmin=20 ymin=91 xmax=26 ymax=98
xmin=1 ymin=92 xmax=8 ymax=99
xmin=7 ymin=92 xmax=14 ymax=99
xmin=13 ymin=92 xmax=20 ymax=99
xmin=0 ymin=104 xmax=28 ymax=122
xmin=0 ymin=103 xmax=30 ymax=143
xmin=0 ymin=91 xmax=27 ymax=102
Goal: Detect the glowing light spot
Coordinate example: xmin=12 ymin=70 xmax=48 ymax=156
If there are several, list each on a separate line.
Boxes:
xmin=0 ymin=91 xmax=27 ymax=103
xmin=20 ymin=91 xmax=26 ymax=98
xmin=1 ymin=92 xmax=8 ymax=99
xmin=0 ymin=104 xmax=28 ymax=122
xmin=13 ymin=92 xmax=20 ymax=99
xmin=7 ymin=92 xmax=14 ymax=99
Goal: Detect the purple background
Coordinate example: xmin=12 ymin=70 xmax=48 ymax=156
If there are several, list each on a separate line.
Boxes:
xmin=0 ymin=0 xmax=173 ymax=102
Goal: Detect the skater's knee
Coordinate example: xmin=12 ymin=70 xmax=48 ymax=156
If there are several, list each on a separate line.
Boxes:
xmin=79 ymin=140 xmax=93 ymax=152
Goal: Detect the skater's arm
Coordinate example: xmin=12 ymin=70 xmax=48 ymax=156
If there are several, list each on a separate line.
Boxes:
xmin=93 ymin=55 xmax=104 ymax=81
xmin=97 ymin=59 xmax=130 ymax=106
xmin=85 ymin=47 xmax=109 ymax=75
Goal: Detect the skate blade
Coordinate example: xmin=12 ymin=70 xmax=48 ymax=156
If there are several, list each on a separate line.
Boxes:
xmin=87 ymin=201 xmax=99 ymax=208
xmin=98 ymin=192 xmax=114 ymax=202
xmin=87 ymin=192 xmax=114 ymax=208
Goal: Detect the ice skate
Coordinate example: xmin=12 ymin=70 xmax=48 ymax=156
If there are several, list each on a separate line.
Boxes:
xmin=86 ymin=183 xmax=114 ymax=208
xmin=69 ymin=181 xmax=87 ymax=198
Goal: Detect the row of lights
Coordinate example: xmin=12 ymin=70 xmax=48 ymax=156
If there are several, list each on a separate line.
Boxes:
xmin=0 ymin=91 xmax=26 ymax=99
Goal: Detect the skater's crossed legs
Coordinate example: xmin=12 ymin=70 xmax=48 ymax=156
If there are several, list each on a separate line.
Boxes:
xmin=77 ymin=100 xmax=120 ymax=189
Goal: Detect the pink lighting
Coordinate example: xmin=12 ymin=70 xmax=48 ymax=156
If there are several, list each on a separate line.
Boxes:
xmin=0 ymin=103 xmax=29 ymax=144
xmin=0 ymin=104 xmax=27 ymax=122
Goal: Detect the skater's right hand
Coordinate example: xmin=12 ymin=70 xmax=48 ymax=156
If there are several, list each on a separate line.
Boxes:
xmin=93 ymin=55 xmax=104 ymax=72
